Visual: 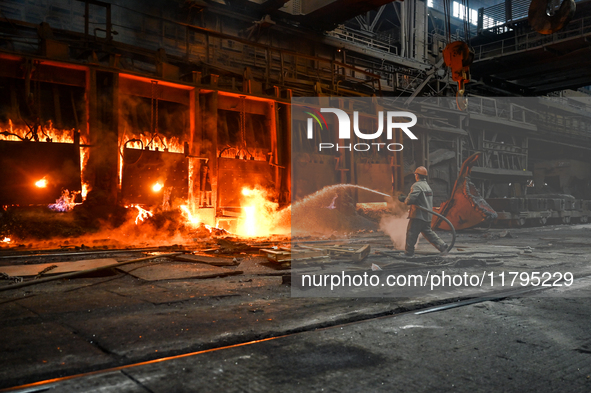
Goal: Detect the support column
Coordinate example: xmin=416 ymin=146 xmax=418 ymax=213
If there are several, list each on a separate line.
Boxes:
xmin=189 ymin=88 xmax=198 ymax=208
xmin=276 ymin=101 xmax=291 ymax=205
xmin=269 ymin=101 xmax=280 ymax=197
xmin=87 ymin=69 xmax=119 ymax=205
xmin=202 ymin=91 xmax=218 ymax=217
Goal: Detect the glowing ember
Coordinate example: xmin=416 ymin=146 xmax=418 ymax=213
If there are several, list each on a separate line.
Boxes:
xmin=152 ymin=182 xmax=164 ymax=192
xmin=35 ymin=177 xmax=48 ymax=188
xmin=180 ymin=205 xmax=200 ymax=226
xmin=130 ymin=204 xmax=153 ymax=225
xmin=1 ymin=237 xmax=10 ymax=243
xmin=48 ymin=190 xmax=81 ymax=212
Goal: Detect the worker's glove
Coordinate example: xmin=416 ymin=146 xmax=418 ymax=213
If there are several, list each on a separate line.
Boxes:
xmin=398 ymin=194 xmax=407 ymax=203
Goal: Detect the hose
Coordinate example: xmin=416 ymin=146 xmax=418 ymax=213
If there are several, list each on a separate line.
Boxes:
xmin=340 ymin=185 xmax=457 ymax=255
xmin=415 ymin=205 xmax=456 ymax=254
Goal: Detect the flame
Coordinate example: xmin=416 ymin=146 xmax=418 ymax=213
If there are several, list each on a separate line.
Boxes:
xmin=152 ymin=182 xmax=164 ymax=192
xmin=122 ymin=133 xmax=184 ymax=153
xmin=1 ymin=237 xmax=10 ymax=243
xmin=0 ymin=120 xmax=81 ymax=144
xmin=237 ymin=187 xmax=281 ymax=237
xmin=35 ymin=177 xmax=48 ymax=188
xmin=81 ymin=183 xmax=89 ymax=199
xmin=129 ymin=204 xmax=153 ymax=225
xmin=1 ymin=121 xmax=90 ymax=202
xmin=48 ymin=190 xmax=81 ymax=212
xmin=80 ymin=147 xmax=90 ymax=200
xmin=218 ymin=146 xmax=268 ymax=161
xmin=180 ymin=204 xmax=200 ymax=226
xmin=242 ymin=205 xmax=257 ymax=236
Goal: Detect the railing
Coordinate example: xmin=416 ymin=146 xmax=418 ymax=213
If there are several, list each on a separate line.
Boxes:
xmin=325 ymin=26 xmax=397 ymax=55
xmin=472 ymin=15 xmax=591 ymax=60
xmin=536 ymin=97 xmax=591 ymax=139
xmin=466 ymin=96 xmax=537 ymax=125
xmin=477 ymin=0 xmax=584 ymax=32
xmin=478 ymin=0 xmax=529 ymax=30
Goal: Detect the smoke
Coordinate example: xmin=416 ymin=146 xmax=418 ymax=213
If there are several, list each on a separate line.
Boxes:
xmin=378 ymin=194 xmax=414 ymax=251
xmin=379 ymin=216 xmax=409 ymax=250
xmin=291 ymin=185 xmax=379 ymax=236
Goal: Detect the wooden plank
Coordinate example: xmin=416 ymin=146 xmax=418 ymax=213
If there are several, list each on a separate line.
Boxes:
xmin=261 ymin=248 xmax=328 ymax=263
xmin=290 ymin=250 xmax=327 ymax=259
xmin=174 ymin=254 xmax=239 ymax=266
xmin=0 ymin=259 xmax=118 ymax=277
xmin=298 ymin=244 xmax=371 ymax=262
xmin=260 ymin=249 xmax=292 ymax=262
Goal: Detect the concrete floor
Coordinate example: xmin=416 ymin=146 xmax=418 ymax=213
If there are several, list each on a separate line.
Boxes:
xmin=1 ymin=224 xmax=591 ymax=392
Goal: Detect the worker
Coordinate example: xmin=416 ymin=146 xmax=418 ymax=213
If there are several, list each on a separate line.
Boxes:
xmin=398 ymin=166 xmax=448 ymax=256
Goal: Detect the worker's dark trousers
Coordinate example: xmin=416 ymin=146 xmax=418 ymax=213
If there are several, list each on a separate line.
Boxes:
xmin=405 ymin=218 xmax=446 ymax=255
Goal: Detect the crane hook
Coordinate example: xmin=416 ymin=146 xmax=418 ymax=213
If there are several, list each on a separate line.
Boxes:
xmin=528 ymin=0 xmax=576 ymax=35
xmin=443 ymin=41 xmax=473 ymax=111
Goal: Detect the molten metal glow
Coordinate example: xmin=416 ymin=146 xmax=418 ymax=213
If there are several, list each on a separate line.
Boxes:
xmin=1 ymin=237 xmax=10 ymax=243
xmin=35 ymin=178 xmax=48 ymax=188
xmin=130 ymin=204 xmax=153 ymax=225
xmin=152 ymin=182 xmax=164 ymax=192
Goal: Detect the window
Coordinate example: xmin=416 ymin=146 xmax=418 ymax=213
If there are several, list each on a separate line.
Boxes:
xmin=452 ymin=1 xmax=478 ymax=25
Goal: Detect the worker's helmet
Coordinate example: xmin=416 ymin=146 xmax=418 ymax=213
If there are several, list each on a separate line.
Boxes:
xmin=414 ymin=166 xmax=428 ymax=176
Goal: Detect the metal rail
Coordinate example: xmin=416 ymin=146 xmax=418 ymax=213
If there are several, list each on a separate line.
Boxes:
xmin=473 ymin=15 xmax=591 ymax=61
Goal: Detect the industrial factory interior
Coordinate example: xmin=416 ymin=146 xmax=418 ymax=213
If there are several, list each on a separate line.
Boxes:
xmin=1 ymin=0 xmax=591 ymax=391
